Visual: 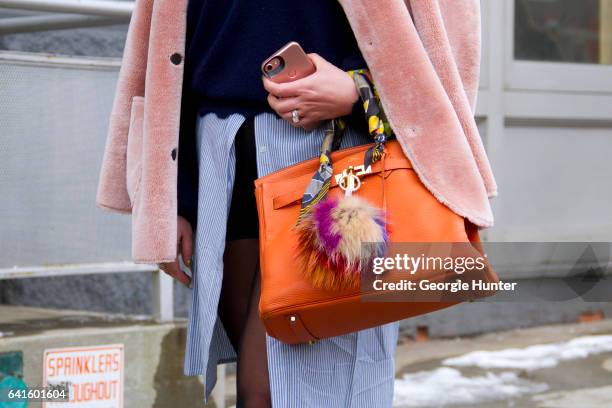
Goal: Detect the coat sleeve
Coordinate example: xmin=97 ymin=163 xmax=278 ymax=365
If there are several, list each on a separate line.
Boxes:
xmin=96 ymin=0 xmax=154 ymax=213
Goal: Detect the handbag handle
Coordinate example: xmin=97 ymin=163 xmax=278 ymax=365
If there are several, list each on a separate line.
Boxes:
xmin=296 ymin=69 xmax=393 ymax=223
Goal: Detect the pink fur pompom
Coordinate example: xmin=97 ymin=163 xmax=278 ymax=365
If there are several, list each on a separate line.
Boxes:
xmin=295 ymin=195 xmax=389 ymax=290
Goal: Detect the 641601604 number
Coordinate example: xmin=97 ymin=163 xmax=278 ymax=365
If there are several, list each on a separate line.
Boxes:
xmin=1 ymin=383 xmax=70 ymax=403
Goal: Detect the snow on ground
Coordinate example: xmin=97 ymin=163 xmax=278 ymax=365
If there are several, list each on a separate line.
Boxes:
xmin=393 ymin=367 xmax=548 ymax=407
xmin=443 ymin=335 xmax=612 ymax=371
xmin=393 ymin=335 xmax=612 ymax=407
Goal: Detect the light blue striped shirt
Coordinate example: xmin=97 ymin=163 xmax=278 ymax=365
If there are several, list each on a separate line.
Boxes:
xmin=184 ymin=111 xmax=400 ymax=407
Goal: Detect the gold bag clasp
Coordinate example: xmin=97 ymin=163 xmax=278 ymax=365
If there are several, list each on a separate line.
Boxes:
xmin=335 ymin=165 xmax=372 ymax=194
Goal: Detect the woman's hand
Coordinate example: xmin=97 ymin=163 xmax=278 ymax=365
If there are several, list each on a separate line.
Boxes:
xmin=158 ymin=216 xmax=193 ymax=287
xmin=262 ymin=53 xmax=359 ymax=132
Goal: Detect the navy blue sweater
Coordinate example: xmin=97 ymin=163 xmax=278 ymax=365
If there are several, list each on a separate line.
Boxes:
xmin=178 ymin=0 xmax=369 ymax=227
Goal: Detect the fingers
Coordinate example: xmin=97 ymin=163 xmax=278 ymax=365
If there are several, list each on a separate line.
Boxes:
xmin=267 ymin=93 xmax=314 ymax=129
xmin=280 ymin=110 xmax=300 ymax=126
xmin=261 ymin=54 xmax=321 ymax=97
xmin=262 ymin=75 xmax=314 ymax=99
xmin=267 ymin=93 xmax=300 ymax=114
xmin=280 ymin=110 xmax=318 ymax=130
xmin=158 ymin=218 xmax=194 ymax=288
xmin=158 ymin=260 xmax=191 ymax=287
xmin=180 ymin=223 xmax=194 ymax=270
xmin=261 ymin=60 xmax=324 ymax=129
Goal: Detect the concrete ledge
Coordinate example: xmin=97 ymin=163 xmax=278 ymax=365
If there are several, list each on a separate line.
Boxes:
xmin=0 ymin=306 xmax=208 ymax=407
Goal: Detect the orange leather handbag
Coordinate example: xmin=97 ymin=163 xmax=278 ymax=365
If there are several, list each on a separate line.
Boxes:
xmin=255 ymin=72 xmax=500 ymax=345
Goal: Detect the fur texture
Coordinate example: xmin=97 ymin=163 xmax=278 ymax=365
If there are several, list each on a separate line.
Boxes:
xmin=95 ymin=0 xmax=496 ymax=263
xmin=295 ymin=196 xmax=389 ymax=290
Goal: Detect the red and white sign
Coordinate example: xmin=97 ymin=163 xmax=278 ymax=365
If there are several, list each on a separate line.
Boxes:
xmin=43 ymin=344 xmax=124 ymax=408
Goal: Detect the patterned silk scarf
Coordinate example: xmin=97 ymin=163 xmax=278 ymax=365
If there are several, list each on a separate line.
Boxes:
xmin=297 ymin=69 xmax=394 ymax=224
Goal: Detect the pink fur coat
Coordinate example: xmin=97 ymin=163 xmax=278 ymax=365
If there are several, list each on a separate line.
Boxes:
xmin=96 ymin=0 xmax=497 ymax=264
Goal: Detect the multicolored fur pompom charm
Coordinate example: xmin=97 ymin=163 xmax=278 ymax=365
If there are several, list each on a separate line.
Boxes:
xmin=295 ymin=195 xmax=390 ymax=290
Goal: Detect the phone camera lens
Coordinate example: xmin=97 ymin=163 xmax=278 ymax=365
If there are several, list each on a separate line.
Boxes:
xmin=262 ymin=57 xmax=284 ymax=77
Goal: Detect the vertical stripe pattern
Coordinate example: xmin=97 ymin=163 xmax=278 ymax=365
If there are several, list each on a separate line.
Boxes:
xmin=185 ymin=111 xmax=400 ymax=407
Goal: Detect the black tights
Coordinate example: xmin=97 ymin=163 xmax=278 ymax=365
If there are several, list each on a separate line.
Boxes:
xmin=218 ymin=117 xmax=271 ymax=407
xmin=219 ymin=239 xmax=271 ymax=407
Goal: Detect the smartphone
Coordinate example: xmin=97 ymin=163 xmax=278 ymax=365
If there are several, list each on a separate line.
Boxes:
xmin=261 ymin=41 xmax=316 ymax=83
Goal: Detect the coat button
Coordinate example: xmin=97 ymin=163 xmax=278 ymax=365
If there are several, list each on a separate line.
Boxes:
xmin=171 ymin=148 xmax=177 ymax=160
xmin=170 ymin=53 xmax=182 ymax=65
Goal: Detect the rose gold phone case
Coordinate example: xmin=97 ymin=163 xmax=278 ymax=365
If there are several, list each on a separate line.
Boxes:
xmin=261 ymin=41 xmax=316 ymax=83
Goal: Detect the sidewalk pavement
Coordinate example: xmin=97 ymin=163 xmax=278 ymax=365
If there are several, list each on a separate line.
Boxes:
xmin=392 ymin=318 xmax=612 ymax=407
xmin=222 ymin=319 xmax=612 ymax=407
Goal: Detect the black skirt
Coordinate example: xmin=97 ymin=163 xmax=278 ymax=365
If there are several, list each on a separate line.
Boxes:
xmin=225 ymin=116 xmax=260 ymax=241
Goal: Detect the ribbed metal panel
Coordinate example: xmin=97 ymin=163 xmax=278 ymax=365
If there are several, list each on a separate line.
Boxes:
xmin=0 ymin=52 xmax=132 ymax=268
